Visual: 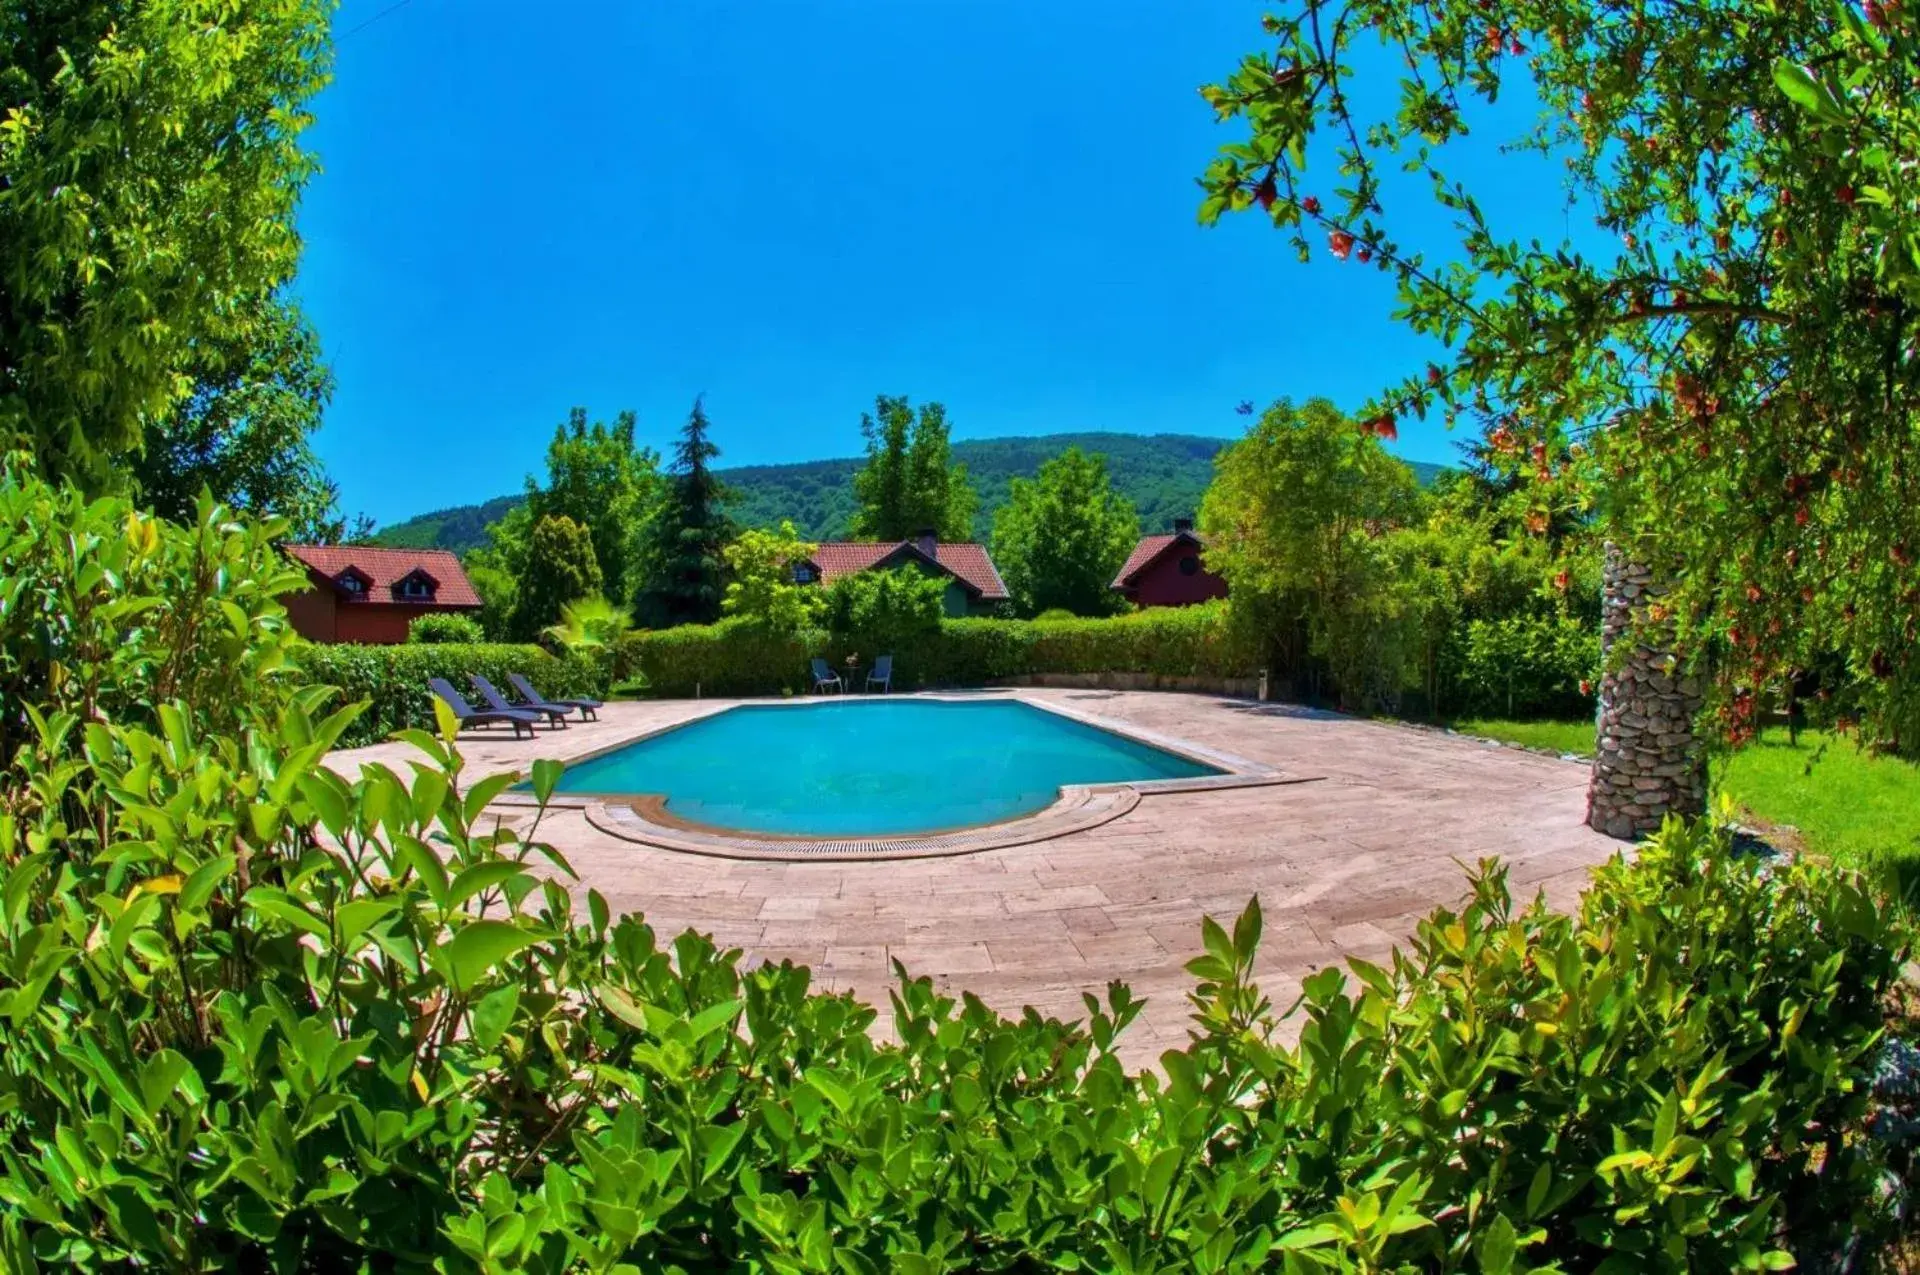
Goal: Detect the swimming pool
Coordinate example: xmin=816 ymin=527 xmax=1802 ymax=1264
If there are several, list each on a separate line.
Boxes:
xmin=542 ymin=698 xmax=1222 ymax=837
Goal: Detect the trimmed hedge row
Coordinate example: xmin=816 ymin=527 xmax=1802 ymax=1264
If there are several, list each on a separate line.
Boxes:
xmin=296 ymin=642 xmax=608 ymax=747
xmin=617 ymin=602 xmax=1254 ymax=698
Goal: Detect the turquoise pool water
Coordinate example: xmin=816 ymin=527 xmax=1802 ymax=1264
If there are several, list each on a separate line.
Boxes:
xmin=546 ymin=698 xmax=1221 ymax=837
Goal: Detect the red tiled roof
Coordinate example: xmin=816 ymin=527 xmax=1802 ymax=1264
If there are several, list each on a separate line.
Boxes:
xmin=805 ymin=541 xmax=1010 ymax=601
xmin=281 ymin=544 xmax=483 ymax=608
xmin=1112 ymin=531 xmax=1205 ymax=589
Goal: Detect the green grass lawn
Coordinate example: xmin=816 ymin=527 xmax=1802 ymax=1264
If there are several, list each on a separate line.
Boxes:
xmin=1448 ymin=718 xmax=1597 ymax=756
xmin=1716 ymin=729 xmax=1920 ymax=886
xmin=1448 ymin=718 xmax=1920 ymax=887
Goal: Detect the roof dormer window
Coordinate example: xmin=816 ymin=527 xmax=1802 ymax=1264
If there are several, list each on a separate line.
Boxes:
xmin=333 ymin=568 xmax=371 ymax=597
xmin=792 ymin=563 xmax=818 ymax=584
xmin=397 ymin=573 xmax=436 ymax=601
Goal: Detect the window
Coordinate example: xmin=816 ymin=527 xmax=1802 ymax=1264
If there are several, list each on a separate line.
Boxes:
xmin=337 ymin=573 xmax=366 ymax=595
xmin=1178 ymin=555 xmax=1201 ymax=577
xmin=398 ymin=575 xmax=436 ymax=601
xmin=792 ymin=564 xmax=817 ymax=584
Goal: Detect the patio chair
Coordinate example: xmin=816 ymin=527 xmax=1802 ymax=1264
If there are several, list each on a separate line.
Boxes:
xmin=509 ymin=672 xmax=602 ymax=721
xmin=809 ymin=658 xmax=843 ymax=694
xmin=428 ymin=678 xmax=540 ymax=739
xmin=866 ymin=653 xmax=893 ymax=694
xmin=471 ymin=674 xmax=569 ymax=729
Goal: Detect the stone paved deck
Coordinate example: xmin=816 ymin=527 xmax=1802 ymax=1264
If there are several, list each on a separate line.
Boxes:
xmin=327 ymin=690 xmax=1618 ymax=1063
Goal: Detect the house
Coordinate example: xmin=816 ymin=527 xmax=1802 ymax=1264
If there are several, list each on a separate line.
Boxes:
xmin=794 ymin=530 xmax=1010 ymax=617
xmin=1111 ymin=518 xmax=1229 ymax=608
xmin=279 ymin=544 xmax=484 ymax=644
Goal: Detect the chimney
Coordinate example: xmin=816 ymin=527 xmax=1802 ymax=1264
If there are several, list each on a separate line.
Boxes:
xmin=914 ymin=527 xmax=938 ymax=558
xmin=1173 ymin=517 xmax=1194 ymax=535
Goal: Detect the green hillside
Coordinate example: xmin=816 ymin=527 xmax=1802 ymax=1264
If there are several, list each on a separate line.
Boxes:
xmin=371 ymin=432 xmax=1447 ymax=554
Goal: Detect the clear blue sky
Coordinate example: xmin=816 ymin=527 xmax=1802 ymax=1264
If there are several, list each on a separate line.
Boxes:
xmin=299 ymin=0 xmax=1578 ymax=528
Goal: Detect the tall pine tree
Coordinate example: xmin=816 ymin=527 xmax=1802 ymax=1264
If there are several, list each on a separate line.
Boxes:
xmin=638 ymin=397 xmax=736 ymax=626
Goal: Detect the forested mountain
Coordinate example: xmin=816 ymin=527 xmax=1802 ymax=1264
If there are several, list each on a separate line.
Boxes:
xmin=371 ymin=432 xmax=1446 ymax=553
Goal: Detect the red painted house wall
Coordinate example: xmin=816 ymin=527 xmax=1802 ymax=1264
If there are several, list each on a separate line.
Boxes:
xmin=282 ymin=591 xmax=462 ymax=645
xmin=334 ymin=605 xmax=424 ymax=644
xmin=282 ymin=588 xmax=339 ymax=642
xmin=1127 ymin=550 xmax=1228 ymax=608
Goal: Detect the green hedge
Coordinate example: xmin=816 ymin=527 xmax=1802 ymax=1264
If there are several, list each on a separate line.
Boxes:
xmin=617 ymin=602 xmax=1254 ymax=698
xmin=1447 ymin=614 xmax=1601 ymax=720
xmin=296 ymin=641 xmax=608 ymax=747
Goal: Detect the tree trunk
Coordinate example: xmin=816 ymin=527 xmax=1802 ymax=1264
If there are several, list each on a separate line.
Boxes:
xmin=1586 ymin=545 xmax=1707 ymax=839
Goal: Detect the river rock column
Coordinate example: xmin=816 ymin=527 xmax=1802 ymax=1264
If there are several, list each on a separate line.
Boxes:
xmin=1586 ymin=546 xmax=1707 ymax=839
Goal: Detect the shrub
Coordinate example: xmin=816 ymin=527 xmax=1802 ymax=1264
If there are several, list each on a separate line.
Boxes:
xmin=1033 ymin=607 xmax=1079 ymax=622
xmin=0 ymin=466 xmax=305 ymax=771
xmin=1449 ymin=613 xmax=1600 ymax=719
xmin=819 ymin=566 xmax=946 ymax=659
xmin=0 ymin=702 xmax=1905 ymax=1268
xmin=620 ymin=617 xmax=815 ymax=698
xmin=408 ymin=612 xmax=485 ymax=644
xmin=296 ymin=641 xmax=607 ymax=747
xmin=1025 ymin=601 xmax=1248 ymax=679
xmin=617 ymin=601 xmax=1254 ymax=697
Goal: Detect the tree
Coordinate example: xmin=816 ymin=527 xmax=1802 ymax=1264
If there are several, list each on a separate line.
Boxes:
xmin=991 ymin=447 xmax=1139 ymax=617
xmin=637 ymin=398 xmax=736 ymax=627
xmin=512 ymin=515 xmax=601 ymax=640
xmin=523 ymin=408 xmax=660 ymax=606
xmin=849 ymin=396 xmax=977 ymax=540
xmin=723 ymin=521 xmax=821 ymax=634
xmin=1200 ymin=398 xmax=1425 ymax=708
xmin=820 ymin=567 xmax=949 ymax=660
xmin=1 ymin=0 xmax=332 ymax=488
xmin=138 ymin=294 xmax=363 ymax=541
xmin=1198 ymin=0 xmax=1920 ymax=741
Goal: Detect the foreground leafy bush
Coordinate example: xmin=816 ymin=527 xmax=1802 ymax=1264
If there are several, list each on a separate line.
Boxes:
xmin=0 ymin=468 xmax=304 ymax=770
xmin=620 ymin=600 xmax=1252 ymax=697
xmin=296 ymin=641 xmax=606 ymax=747
xmin=0 ymin=693 xmax=1905 ymax=1271
xmin=409 ymin=612 xmax=486 ymax=644
xmin=0 ymin=469 xmax=1909 ymax=1269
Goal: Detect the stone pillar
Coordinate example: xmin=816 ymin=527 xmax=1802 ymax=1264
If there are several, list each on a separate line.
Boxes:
xmin=1587 ymin=546 xmax=1707 ymax=839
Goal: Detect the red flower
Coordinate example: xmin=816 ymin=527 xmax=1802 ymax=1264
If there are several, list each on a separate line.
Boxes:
xmin=1302 ymin=195 xmax=1322 ymax=215
xmin=1866 ymin=0 xmax=1889 ymax=28
xmin=1328 ymin=230 xmax=1355 ymax=260
xmin=1579 ymin=679 xmax=1593 ymax=696
xmin=1362 ymin=413 xmax=1398 ymax=441
xmin=1426 ymin=364 xmax=1444 ymax=386
xmin=1554 ymin=570 xmax=1571 ymax=592
xmin=1254 ymin=175 xmax=1277 ymax=211
xmin=1509 ymin=37 xmax=1526 ymax=54
xmin=1839 ymin=184 xmax=1857 ymax=208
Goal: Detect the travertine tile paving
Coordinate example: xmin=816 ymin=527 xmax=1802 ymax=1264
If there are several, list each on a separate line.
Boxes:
xmin=328 ymin=690 xmax=1618 ymax=1063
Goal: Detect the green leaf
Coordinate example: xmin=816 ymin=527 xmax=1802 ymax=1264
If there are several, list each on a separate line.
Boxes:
xmin=686 ymin=998 xmax=742 ymax=1044
xmin=531 ymin=758 xmax=564 ymax=805
xmin=1476 ymin=1215 xmax=1518 ymax=1275
xmin=598 ymin=983 xmax=650 ymax=1031
xmin=1771 ymin=61 xmax=1844 ymax=123
xmin=245 ymin=887 xmax=330 ymax=938
xmin=139 ymin=1049 xmax=192 ymax=1116
xmin=335 ymin=897 xmax=399 ymax=950
xmin=441 ymin=920 xmax=543 ymax=992
xmin=469 ymin=984 xmax=521 ymax=1051
xmin=448 ymin=861 xmax=529 ymax=910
